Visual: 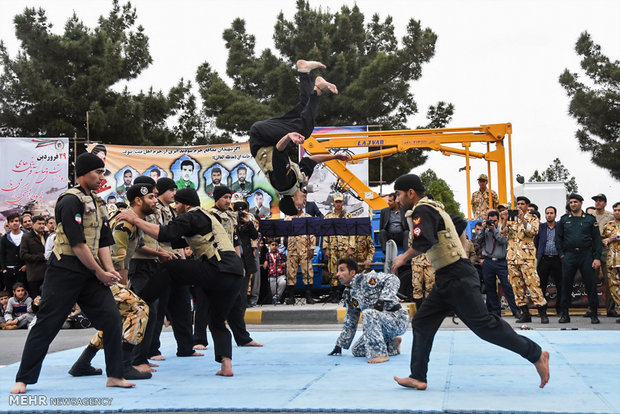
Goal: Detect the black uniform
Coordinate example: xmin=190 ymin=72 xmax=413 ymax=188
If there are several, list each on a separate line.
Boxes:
xmin=556 ymin=212 xmax=603 ymax=313
xmin=154 ymin=209 xmax=244 ymax=363
xmin=249 ymin=72 xmax=318 ymax=193
xmin=15 ymin=187 xmax=123 ymax=384
xmin=407 ymin=205 xmax=541 ymax=383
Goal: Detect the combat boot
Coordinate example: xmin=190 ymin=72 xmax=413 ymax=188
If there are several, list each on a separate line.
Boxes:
xmin=305 ymin=286 xmax=316 ymax=304
xmin=285 ymin=286 xmax=295 ymax=305
xmin=590 ymin=308 xmax=600 ymax=324
xmin=516 ymin=306 xmax=531 ymax=323
xmin=68 ymin=345 xmax=102 ymax=377
xmin=538 ymin=305 xmax=549 ymax=324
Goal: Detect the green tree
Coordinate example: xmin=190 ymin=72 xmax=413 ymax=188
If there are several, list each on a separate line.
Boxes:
xmin=420 ymin=169 xmax=462 ymax=216
xmin=197 ymin=0 xmax=453 ymax=183
xmin=559 ymin=32 xmax=620 ymax=180
xmin=528 ymin=158 xmax=578 ymax=195
xmin=0 ymin=1 xmax=195 ymax=145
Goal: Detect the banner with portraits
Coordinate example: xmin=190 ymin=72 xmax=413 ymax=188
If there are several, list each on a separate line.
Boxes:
xmin=86 ymin=142 xmax=277 ymax=218
xmin=0 ymin=137 xmax=69 ymax=223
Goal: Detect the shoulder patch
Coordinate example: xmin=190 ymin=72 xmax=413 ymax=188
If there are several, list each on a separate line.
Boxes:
xmin=74 ymin=214 xmax=82 ymax=224
xmin=368 ymin=277 xmax=377 ymax=286
xmin=413 ymin=217 xmax=421 ymax=225
xmin=413 ymin=227 xmax=422 ymax=237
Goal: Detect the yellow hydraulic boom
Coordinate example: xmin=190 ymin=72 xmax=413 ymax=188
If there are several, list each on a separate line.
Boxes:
xmin=302 ymin=123 xmax=514 ymax=219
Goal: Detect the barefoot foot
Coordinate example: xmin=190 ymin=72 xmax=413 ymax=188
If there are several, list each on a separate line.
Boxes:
xmin=150 ymin=355 xmax=165 ymax=361
xmin=193 ymin=344 xmax=208 ymax=350
xmin=106 ymin=377 xmax=136 ymax=388
xmin=394 ymin=376 xmax=427 ymax=390
xmin=216 ymin=358 xmax=234 ymax=377
xmin=314 ymin=76 xmax=338 ymax=95
xmin=534 ymin=350 xmax=550 ymax=388
xmin=134 ymin=364 xmax=156 ymax=373
xmin=368 ymin=356 xmax=389 ymax=364
xmin=296 ymin=59 xmax=326 ymax=73
xmin=392 ymin=336 xmax=402 ymax=355
xmin=148 ymin=362 xmax=159 ymax=367
xmin=10 ymin=382 xmax=26 ymax=394
xmin=241 ymin=340 xmax=263 ymax=347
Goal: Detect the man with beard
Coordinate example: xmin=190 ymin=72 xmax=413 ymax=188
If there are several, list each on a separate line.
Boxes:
xmin=231 ymin=166 xmax=252 ymax=195
xmin=205 ymin=167 xmax=223 ymax=198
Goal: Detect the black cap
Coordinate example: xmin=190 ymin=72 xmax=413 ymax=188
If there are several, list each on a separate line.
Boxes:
xmin=568 ymin=193 xmax=584 ymax=202
xmin=591 ymin=193 xmax=607 ymax=202
xmin=213 ymin=186 xmax=232 ymax=202
xmin=175 ymin=188 xmax=201 ymax=207
xmin=76 ymin=153 xmax=105 ymax=177
xmin=279 ymin=196 xmax=298 ymax=216
xmin=516 ymin=196 xmax=530 ymax=205
xmin=394 ymin=174 xmax=425 ymax=193
xmin=126 ymin=184 xmax=154 ymax=203
xmin=134 ymin=176 xmax=156 ymax=186
xmin=156 ymin=177 xmax=177 ymax=194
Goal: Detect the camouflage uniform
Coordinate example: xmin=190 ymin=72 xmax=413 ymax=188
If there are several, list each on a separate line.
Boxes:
xmin=355 ymin=235 xmax=376 ymax=271
xmin=601 ymin=220 xmax=620 ymax=307
xmin=471 ymin=189 xmax=499 ymax=220
xmin=286 ymin=212 xmax=316 ymax=286
xmin=411 ymin=253 xmax=435 ymax=300
xmin=335 ymin=271 xmax=408 ymax=359
xmin=499 ymin=213 xmax=546 ymax=307
xmin=90 ymin=218 xmax=149 ymax=349
xmin=323 ymin=210 xmax=355 ymax=287
xmin=594 ymin=210 xmax=615 ymax=313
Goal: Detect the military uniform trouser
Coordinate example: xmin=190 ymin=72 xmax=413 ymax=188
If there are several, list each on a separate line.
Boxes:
xmin=560 ymin=251 xmax=598 ymax=312
xmin=351 ymin=308 xmax=408 ymax=359
xmin=409 ymin=259 xmax=541 ymax=383
xmin=411 ymin=262 xmax=435 ymax=299
xmin=287 ymin=254 xmax=313 ymax=286
xmin=507 ymin=260 xmax=546 ymax=307
xmin=600 ymin=255 xmax=616 ymax=312
xmin=328 ymin=250 xmax=349 ymax=287
xmin=16 ymin=264 xmax=123 ymax=383
xmin=158 ymin=258 xmax=243 ymax=362
xmin=608 ymin=266 xmax=620 ymax=307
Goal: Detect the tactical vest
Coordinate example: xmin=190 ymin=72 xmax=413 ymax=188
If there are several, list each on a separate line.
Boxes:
xmin=409 ymin=197 xmax=467 ymax=270
xmin=256 ymin=146 xmax=307 ymax=197
xmin=184 ymin=207 xmax=235 ymax=262
xmin=208 ymin=207 xmax=235 ymax=243
xmin=53 ymin=187 xmax=107 ymax=264
xmin=156 ymin=201 xmax=176 ymax=254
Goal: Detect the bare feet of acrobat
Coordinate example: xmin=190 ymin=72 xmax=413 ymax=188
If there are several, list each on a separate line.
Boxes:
xmin=150 ymin=355 xmax=165 ymax=361
xmin=393 ymin=376 xmax=428 ymax=390
xmin=106 ymin=377 xmax=136 ymax=388
xmin=193 ymin=344 xmax=208 ymax=350
xmin=392 ymin=336 xmax=402 ymax=354
xmin=216 ymin=357 xmax=234 ymax=377
xmin=10 ymin=382 xmax=26 ymax=394
xmin=296 ymin=59 xmax=326 ymax=73
xmin=314 ymin=76 xmax=338 ymax=95
xmin=134 ymin=363 xmax=156 ymax=373
xmin=241 ymin=340 xmax=263 ymax=347
xmin=534 ymin=350 xmax=550 ymax=388
xmin=368 ymin=356 xmax=389 ymax=364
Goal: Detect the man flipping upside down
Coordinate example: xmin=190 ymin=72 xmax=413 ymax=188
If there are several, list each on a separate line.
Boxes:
xmin=249 ymin=59 xmax=350 ymax=216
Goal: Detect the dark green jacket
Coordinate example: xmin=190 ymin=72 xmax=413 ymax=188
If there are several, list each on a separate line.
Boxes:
xmin=556 ymin=211 xmax=602 ymax=259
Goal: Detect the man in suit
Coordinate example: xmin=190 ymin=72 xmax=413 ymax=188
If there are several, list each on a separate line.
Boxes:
xmin=379 ymin=193 xmax=408 ymax=252
xmin=534 ymin=206 xmax=563 ymax=315
xmin=19 ymin=215 xmax=48 ymax=298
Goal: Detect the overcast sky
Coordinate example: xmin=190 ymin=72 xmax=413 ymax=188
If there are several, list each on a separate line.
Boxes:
xmin=1 ymin=0 xmax=618 ymax=213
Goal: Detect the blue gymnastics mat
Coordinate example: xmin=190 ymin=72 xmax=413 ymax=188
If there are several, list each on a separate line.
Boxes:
xmin=2 ymin=330 xmax=619 ymax=413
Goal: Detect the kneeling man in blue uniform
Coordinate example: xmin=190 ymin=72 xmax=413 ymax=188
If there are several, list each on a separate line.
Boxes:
xmin=328 ymin=258 xmax=408 ymax=363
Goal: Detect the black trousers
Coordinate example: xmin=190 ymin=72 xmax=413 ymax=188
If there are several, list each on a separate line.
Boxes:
xmin=227 ymin=273 xmax=252 ymax=346
xmin=2 ymin=267 xmax=26 ymax=292
xmin=159 ymin=258 xmax=243 ymax=362
xmin=560 ymin=251 xmax=598 ymax=312
xmin=16 ymin=264 xmax=123 ymax=383
xmin=537 ymin=255 xmax=563 ymax=309
xmin=191 ymin=285 xmax=209 ymax=346
xmin=409 ymin=259 xmax=542 ymax=383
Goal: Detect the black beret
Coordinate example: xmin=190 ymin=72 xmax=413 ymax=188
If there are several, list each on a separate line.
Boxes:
xmin=76 ymin=153 xmax=105 ymax=177
xmin=134 ymin=176 xmax=156 ymax=186
xmin=278 ymin=195 xmax=298 ymax=216
xmin=175 ymin=188 xmax=201 ymax=207
xmin=126 ymin=184 xmax=154 ymax=203
xmin=568 ymin=193 xmax=584 ymax=202
xmin=516 ymin=196 xmax=530 ymax=205
xmin=394 ymin=174 xmax=425 ymax=193
xmin=213 ymin=186 xmax=232 ymax=202
xmin=156 ymin=177 xmax=177 ymax=194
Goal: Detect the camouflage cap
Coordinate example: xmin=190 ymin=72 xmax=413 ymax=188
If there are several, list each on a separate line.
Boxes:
xmin=477 ymin=174 xmax=488 ymax=181
xmin=332 ymin=192 xmax=344 ymax=201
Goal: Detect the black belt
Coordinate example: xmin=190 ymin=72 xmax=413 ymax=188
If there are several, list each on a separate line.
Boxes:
xmin=387 ymin=304 xmax=402 ymax=312
xmin=483 ymin=257 xmax=505 ymax=262
xmin=566 ymin=247 xmax=591 ymax=253
xmin=542 ymin=255 xmax=559 ymax=259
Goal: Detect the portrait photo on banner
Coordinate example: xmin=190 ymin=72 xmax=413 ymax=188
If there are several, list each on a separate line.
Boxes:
xmin=230 ymin=163 xmax=254 ymax=195
xmin=171 ymin=155 xmax=200 ymax=190
xmin=203 ymin=163 xmax=229 ymax=198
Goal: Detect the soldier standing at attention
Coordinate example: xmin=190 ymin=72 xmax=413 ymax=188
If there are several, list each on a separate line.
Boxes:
xmin=323 ymin=193 xmax=355 ymax=303
xmin=601 ymin=202 xmax=620 ymax=323
xmin=498 ymin=196 xmax=548 ymax=324
xmin=285 ymin=209 xmax=316 ymax=304
xmin=328 ymin=258 xmax=408 ymax=363
xmin=591 ymin=193 xmax=617 ymax=317
xmin=471 ymin=174 xmax=498 ymax=220
xmin=12 ymin=153 xmax=134 ymax=394
xmin=556 ymin=194 xmax=603 ymax=324
xmin=391 ymin=174 xmax=549 ymax=391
